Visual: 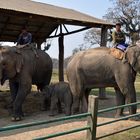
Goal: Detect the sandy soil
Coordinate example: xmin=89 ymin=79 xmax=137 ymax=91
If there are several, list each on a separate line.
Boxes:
xmin=0 ymin=91 xmax=140 ymax=140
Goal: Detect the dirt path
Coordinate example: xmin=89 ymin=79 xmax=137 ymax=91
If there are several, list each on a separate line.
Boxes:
xmin=0 ymin=92 xmax=140 ymax=140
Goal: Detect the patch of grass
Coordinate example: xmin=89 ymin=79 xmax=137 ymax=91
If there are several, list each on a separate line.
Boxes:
xmin=103 ymin=128 xmax=140 ymax=140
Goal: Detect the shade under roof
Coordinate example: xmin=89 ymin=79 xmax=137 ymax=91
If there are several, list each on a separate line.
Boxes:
xmin=0 ymin=0 xmax=114 ymax=43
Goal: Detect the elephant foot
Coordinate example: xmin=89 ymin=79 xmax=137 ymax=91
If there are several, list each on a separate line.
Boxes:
xmin=72 ymin=107 xmax=79 ymax=115
xmin=129 ymin=116 xmax=140 ymax=121
xmin=40 ymin=107 xmax=47 ymax=111
xmin=8 ymin=108 xmax=13 ymax=115
xmin=58 ymin=109 xmax=63 ymax=114
xmin=11 ymin=116 xmax=22 ymax=121
xmin=49 ymin=111 xmax=57 ymax=116
xmin=49 ymin=113 xmax=55 ymax=116
xmin=65 ymin=112 xmax=71 ymax=116
xmin=115 ymin=114 xmax=128 ymax=120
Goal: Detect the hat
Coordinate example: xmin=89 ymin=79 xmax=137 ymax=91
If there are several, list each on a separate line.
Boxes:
xmin=116 ymin=22 xmax=122 ymax=26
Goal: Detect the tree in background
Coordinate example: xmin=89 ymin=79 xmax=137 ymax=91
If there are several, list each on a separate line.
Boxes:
xmin=104 ymin=0 xmax=140 ymax=44
xmin=83 ymin=28 xmax=101 ymax=47
xmin=79 ymin=0 xmax=140 ymax=49
xmin=72 ymin=28 xmax=101 ymax=55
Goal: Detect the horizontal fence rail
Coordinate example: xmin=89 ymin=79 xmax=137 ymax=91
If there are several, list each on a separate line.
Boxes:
xmin=98 ymin=102 xmax=140 ymax=114
xmin=0 ymin=112 xmax=91 ymax=132
xmin=96 ymin=124 xmax=140 ymax=139
xmin=97 ymin=101 xmax=140 ymax=139
xmin=33 ymin=126 xmax=91 ymax=140
xmin=97 ymin=113 xmax=140 ymax=127
xmin=0 ymin=95 xmax=140 ymax=140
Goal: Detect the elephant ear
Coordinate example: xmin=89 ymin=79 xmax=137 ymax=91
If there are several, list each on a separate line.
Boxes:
xmin=16 ymin=54 xmax=24 ymax=73
xmin=125 ymin=48 xmax=137 ymax=70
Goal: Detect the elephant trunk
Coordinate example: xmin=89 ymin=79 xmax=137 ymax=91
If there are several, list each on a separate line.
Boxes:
xmin=0 ymin=68 xmax=8 ymax=85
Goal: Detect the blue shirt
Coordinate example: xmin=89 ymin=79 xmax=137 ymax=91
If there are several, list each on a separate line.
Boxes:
xmin=17 ymin=32 xmax=32 ymax=45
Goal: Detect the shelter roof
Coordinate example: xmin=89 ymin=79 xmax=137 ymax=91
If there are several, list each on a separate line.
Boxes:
xmin=0 ymin=0 xmax=114 ymax=43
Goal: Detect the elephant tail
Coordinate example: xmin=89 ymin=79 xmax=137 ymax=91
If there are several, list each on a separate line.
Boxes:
xmin=67 ymin=66 xmax=84 ymax=97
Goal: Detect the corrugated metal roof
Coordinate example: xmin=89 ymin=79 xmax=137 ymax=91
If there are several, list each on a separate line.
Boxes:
xmin=0 ymin=0 xmax=113 ymax=26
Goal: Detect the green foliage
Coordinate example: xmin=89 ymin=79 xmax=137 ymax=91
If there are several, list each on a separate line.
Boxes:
xmin=104 ymin=0 xmax=140 ymax=44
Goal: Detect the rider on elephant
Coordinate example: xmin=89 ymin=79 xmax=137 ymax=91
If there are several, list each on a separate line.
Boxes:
xmin=17 ymin=27 xmax=32 ymax=45
xmin=16 ymin=27 xmax=38 ymax=57
xmin=112 ymin=22 xmax=128 ymax=51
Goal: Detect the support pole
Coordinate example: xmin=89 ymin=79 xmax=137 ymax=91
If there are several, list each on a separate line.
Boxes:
xmin=58 ymin=33 xmax=64 ymax=81
xmin=99 ymin=26 xmax=108 ymax=99
xmin=87 ymin=95 xmax=98 ymax=140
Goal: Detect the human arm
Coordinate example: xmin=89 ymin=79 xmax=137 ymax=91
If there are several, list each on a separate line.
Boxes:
xmin=17 ymin=34 xmax=22 ymax=45
xmin=112 ymin=31 xmax=116 ymax=45
xmin=27 ymin=33 xmax=32 ymax=44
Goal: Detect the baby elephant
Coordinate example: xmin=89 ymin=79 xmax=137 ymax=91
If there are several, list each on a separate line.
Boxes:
xmin=41 ymin=82 xmax=73 ymax=116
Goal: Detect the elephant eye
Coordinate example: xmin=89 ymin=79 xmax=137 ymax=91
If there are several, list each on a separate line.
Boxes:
xmin=2 ymin=62 xmax=6 ymax=66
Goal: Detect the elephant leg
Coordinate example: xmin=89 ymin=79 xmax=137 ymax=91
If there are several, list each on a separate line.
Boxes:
xmin=85 ymin=89 xmax=91 ymax=105
xmin=125 ymin=85 xmax=139 ymax=121
xmin=114 ymin=87 xmax=125 ymax=118
xmin=63 ymin=90 xmax=72 ymax=116
xmin=125 ymin=85 xmax=137 ymax=113
xmin=65 ymin=104 xmax=71 ymax=116
xmin=116 ymin=76 xmax=139 ymax=121
xmin=12 ymin=81 xmax=31 ymax=121
xmin=57 ymin=99 xmax=62 ymax=113
xmin=8 ymin=81 xmax=18 ymax=114
xmin=65 ymin=99 xmax=72 ymax=116
xmin=9 ymin=81 xmax=18 ymax=101
xmin=81 ymin=94 xmax=88 ymax=113
xmin=80 ymin=89 xmax=91 ymax=113
xmin=49 ymin=98 xmax=58 ymax=116
xmin=72 ymin=95 xmax=80 ymax=114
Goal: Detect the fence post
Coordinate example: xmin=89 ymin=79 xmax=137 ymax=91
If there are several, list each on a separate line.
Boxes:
xmin=87 ymin=95 xmax=98 ymax=140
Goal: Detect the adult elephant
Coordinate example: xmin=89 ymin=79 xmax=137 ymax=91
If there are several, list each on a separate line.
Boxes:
xmin=67 ymin=46 xmax=140 ymax=120
xmin=0 ymin=45 xmax=52 ymax=121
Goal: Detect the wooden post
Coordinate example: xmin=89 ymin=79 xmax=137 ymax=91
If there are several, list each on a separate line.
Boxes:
xmin=99 ymin=26 xmax=108 ymax=99
xmin=58 ymin=34 xmax=64 ymax=81
xmin=101 ymin=26 xmax=107 ymax=46
xmin=87 ymin=95 xmax=98 ymax=140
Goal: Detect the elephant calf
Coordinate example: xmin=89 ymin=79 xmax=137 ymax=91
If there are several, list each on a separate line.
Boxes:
xmin=41 ymin=82 xmax=73 ymax=116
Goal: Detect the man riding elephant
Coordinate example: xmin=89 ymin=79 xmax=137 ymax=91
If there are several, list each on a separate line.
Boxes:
xmin=112 ymin=22 xmax=128 ymax=51
xmin=67 ymin=44 xmax=140 ymax=121
xmin=0 ymin=45 xmax=52 ymax=121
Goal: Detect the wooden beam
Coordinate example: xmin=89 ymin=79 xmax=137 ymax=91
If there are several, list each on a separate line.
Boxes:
xmin=33 ymin=22 xmax=46 ymax=36
xmin=100 ymin=25 xmax=108 ymax=46
xmin=0 ymin=17 xmax=10 ymax=38
xmin=58 ymin=34 xmax=64 ymax=81
xmin=63 ymin=24 xmax=69 ymax=33
xmin=48 ymin=27 xmax=91 ymax=38
xmin=99 ymin=25 xmax=108 ymax=99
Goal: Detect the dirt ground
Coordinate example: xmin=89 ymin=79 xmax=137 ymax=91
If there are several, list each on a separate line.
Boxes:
xmin=0 ymin=91 xmax=140 ymax=140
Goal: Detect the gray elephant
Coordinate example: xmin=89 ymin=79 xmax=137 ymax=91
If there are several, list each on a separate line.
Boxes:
xmin=41 ymin=82 xmax=72 ymax=116
xmin=0 ymin=45 xmax=52 ymax=121
xmin=67 ymin=45 xmax=140 ymax=120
